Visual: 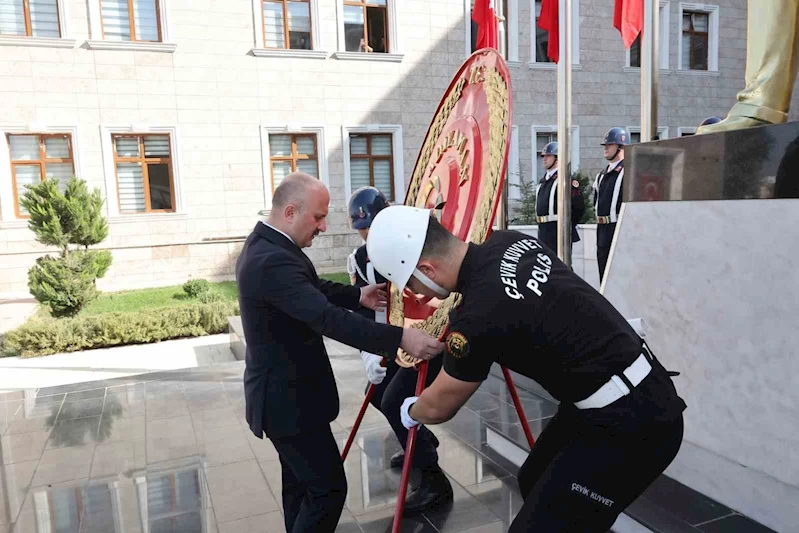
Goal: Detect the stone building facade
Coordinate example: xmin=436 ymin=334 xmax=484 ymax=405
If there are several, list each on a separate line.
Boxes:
xmin=0 ymin=0 xmax=795 ymax=297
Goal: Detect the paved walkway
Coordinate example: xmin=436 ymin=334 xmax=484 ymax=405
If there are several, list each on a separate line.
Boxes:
xmin=0 ymin=299 xmax=38 ymax=335
xmin=0 ymin=334 xmax=236 ymax=394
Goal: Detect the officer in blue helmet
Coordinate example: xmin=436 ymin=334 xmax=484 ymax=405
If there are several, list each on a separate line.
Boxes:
xmin=698 ymin=116 xmax=722 ymax=128
xmin=346 ymin=186 xmax=453 ymax=512
xmin=592 ymin=127 xmax=629 ymax=283
xmin=535 ymin=141 xmax=585 ymax=259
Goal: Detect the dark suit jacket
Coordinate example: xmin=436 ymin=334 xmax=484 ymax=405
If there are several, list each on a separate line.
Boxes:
xmin=236 ymin=223 xmax=403 ymax=438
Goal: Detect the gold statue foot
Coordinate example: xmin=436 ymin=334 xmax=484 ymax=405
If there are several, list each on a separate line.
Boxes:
xmin=695 ymin=115 xmax=771 ymax=135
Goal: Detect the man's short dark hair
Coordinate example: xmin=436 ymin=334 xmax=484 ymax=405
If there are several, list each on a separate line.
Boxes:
xmin=420 ymin=215 xmax=459 ymax=259
xmin=272 ymin=172 xmax=319 ymax=210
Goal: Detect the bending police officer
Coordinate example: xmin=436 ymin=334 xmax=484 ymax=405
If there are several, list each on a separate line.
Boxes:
xmin=593 ymin=127 xmax=628 ymax=283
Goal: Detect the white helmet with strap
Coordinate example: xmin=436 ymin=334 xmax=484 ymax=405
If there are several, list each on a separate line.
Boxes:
xmin=366 ymin=205 xmax=450 ymax=297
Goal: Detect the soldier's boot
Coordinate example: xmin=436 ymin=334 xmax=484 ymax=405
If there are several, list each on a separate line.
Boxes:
xmin=403 ymin=466 xmax=454 ymax=514
xmin=389 ymin=431 xmax=439 ymax=469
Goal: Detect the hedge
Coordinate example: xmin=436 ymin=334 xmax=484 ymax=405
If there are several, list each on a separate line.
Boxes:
xmin=1 ymin=301 xmax=239 ymax=358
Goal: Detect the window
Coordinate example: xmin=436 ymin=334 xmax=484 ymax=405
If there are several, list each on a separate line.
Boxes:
xmin=469 ymin=0 xmax=509 ymax=58
xmin=262 ymin=0 xmax=312 ymax=49
xmin=7 ymin=133 xmax=73 ymax=217
xmin=531 ymin=126 xmax=580 ymax=184
xmin=343 ymin=0 xmax=387 ymax=53
xmin=349 ymin=133 xmax=394 ymax=200
xmin=626 ymin=1 xmax=670 ymax=69
xmin=99 ymin=0 xmax=161 ymax=42
xmin=268 ymin=133 xmax=318 ymax=191
xmin=534 ymin=131 xmax=556 ymax=181
xmin=678 ymin=127 xmax=696 ymax=136
xmin=677 ymin=4 xmax=718 ymax=72
xmin=112 ymin=134 xmax=174 ymax=213
xmin=628 ymin=127 xmax=669 ymax=144
xmin=530 ymin=0 xmax=579 ymax=66
xmin=533 ymin=0 xmax=549 ymax=63
xmin=0 ymin=0 xmax=61 ymax=37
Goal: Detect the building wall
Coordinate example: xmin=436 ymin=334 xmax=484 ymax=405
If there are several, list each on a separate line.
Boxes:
xmin=0 ymin=0 xmax=796 ymax=297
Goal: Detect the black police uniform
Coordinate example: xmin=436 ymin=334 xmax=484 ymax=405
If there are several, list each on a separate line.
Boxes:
xmin=352 ymin=245 xmax=444 ymax=474
xmin=593 ymin=159 xmax=624 ymax=282
xmin=440 ymin=230 xmax=686 ymax=532
xmin=535 ymin=170 xmax=585 ymax=254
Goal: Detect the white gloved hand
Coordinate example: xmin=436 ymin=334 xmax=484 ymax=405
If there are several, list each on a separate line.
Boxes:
xmin=401 ymin=396 xmax=420 ymax=429
xmin=361 ymin=352 xmax=386 ymax=384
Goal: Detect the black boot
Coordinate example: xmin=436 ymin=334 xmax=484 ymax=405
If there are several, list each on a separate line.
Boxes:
xmin=390 ymin=431 xmax=440 ymax=469
xmin=403 ymin=467 xmax=453 ymax=514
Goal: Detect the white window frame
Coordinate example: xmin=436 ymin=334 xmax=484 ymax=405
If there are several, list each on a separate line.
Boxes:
xmin=333 ymin=0 xmax=403 ymax=62
xmin=627 ymin=126 xmax=670 ymax=143
xmin=0 ymin=0 xmax=76 ymax=48
xmin=250 ymin=0 xmax=326 ymax=59
xmin=624 ymin=1 xmax=670 ymax=71
xmin=99 ymin=125 xmax=185 ymax=220
xmin=0 ymin=124 xmax=83 ymax=225
xmin=529 ymin=0 xmax=580 ymax=69
xmin=260 ymin=125 xmax=329 ymax=209
xmin=678 ymin=126 xmax=697 ymax=136
xmin=463 ymin=0 xmax=520 ymax=67
xmin=530 ymin=125 xmax=580 ymax=185
xmin=508 ymin=125 xmax=521 ymax=200
xmin=86 ymin=0 xmax=176 ymax=53
xmin=342 ymin=125 xmax=404 ymax=204
xmin=677 ymin=3 xmax=719 ymax=74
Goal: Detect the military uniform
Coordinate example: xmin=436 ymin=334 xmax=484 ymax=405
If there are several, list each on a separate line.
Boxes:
xmin=593 ymin=159 xmax=624 ymax=282
xmin=535 ymin=170 xmax=585 ymax=254
xmin=441 ymin=229 xmax=686 ymax=532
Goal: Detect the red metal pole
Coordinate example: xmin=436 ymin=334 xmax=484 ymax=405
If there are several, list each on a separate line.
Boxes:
xmin=391 ymin=360 xmax=429 ymax=533
xmin=501 ymin=366 xmax=536 ymax=449
xmin=341 ymin=383 xmax=376 ymax=461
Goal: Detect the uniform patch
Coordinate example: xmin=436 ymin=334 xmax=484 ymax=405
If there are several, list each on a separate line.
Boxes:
xmin=446 ymin=332 xmax=469 ymax=358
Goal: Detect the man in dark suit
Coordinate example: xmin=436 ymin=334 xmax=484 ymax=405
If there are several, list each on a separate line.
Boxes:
xmin=235 ymin=173 xmax=443 ymax=533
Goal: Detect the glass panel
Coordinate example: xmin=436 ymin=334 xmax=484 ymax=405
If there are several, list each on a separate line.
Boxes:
xmin=0 ymin=0 xmax=26 ymax=35
xmin=272 ymin=160 xmax=292 ymax=189
xmin=681 ymin=34 xmax=691 ymax=68
xmin=296 ymin=158 xmax=318 ymax=178
xmin=269 ymin=135 xmax=292 ymax=156
xmin=29 ymin=0 xmax=59 ymax=37
xmin=44 ymin=136 xmax=70 ymax=159
xmin=365 ymin=6 xmax=386 ymax=52
xmin=691 ymin=35 xmax=708 ymax=70
xmin=133 ymin=0 xmax=159 ymax=41
xmin=535 ymin=133 xmax=555 ymax=183
xmin=263 ymin=1 xmax=285 ymax=48
xmin=692 ymin=12 xmax=708 ymax=32
xmin=117 ymin=162 xmax=146 ymax=212
xmin=350 ymin=159 xmax=371 ymax=190
xmin=370 ymin=0 xmax=386 ymax=5
xmin=287 ymin=0 xmax=311 ymax=49
xmin=371 ymin=135 xmax=391 ymax=156
xmin=630 ymin=132 xmax=641 ymax=144
xmin=147 ymin=162 xmax=172 ymax=210
xmin=143 ymin=135 xmax=170 ymax=157
xmin=115 ymin=136 xmax=140 ymax=157
xmin=682 ymin=13 xmax=690 ymax=31
xmin=44 ymin=162 xmax=74 ymax=189
xmin=9 ymin=135 xmax=40 ymax=161
xmin=101 ymin=0 xmax=132 ymax=41
xmin=14 ymin=165 xmax=42 ymax=211
xmin=373 ymin=160 xmax=392 ymax=200
xmin=349 ymin=135 xmax=367 ymax=155
xmin=295 ymin=135 xmax=315 ymax=156
xmin=79 ymin=484 xmax=115 ymax=533
xmin=343 ymin=5 xmax=364 ymax=52
xmin=630 ymin=36 xmax=641 ymax=68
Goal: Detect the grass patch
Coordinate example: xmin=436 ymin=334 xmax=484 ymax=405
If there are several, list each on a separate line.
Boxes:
xmin=81 ymin=281 xmax=239 ymax=315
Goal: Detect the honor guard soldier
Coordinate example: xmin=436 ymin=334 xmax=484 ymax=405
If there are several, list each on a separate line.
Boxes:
xmin=535 ymin=141 xmax=585 ymax=258
xmin=593 ymin=127 xmax=628 ymax=283
xmin=366 ymin=205 xmax=687 ymax=532
xmin=347 ymin=187 xmax=453 ymax=513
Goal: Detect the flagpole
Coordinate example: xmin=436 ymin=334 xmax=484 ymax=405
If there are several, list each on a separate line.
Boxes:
xmin=556 ymin=0 xmax=572 ymax=266
xmin=641 ymin=0 xmax=659 ymax=141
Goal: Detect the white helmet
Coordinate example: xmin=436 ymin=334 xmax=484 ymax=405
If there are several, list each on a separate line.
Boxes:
xmin=366 ymin=206 xmax=450 ymax=297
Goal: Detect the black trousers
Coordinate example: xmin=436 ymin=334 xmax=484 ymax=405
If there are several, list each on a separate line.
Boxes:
xmin=509 ymin=408 xmax=684 ymax=532
xmin=271 ymin=426 xmax=347 ymax=533
xmin=367 ymin=355 xmax=444 ymax=470
xmin=597 ymin=245 xmax=611 ymax=283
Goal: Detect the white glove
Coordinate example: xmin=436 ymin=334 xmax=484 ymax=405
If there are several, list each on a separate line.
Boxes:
xmin=361 ymin=352 xmax=386 ymax=384
xmin=401 ymin=396 xmax=420 ymax=429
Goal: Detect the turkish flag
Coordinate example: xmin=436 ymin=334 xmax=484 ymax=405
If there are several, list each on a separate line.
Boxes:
xmin=472 ymin=0 xmax=499 ymax=49
xmin=614 ymin=0 xmax=644 ymax=48
xmin=538 ymin=0 xmax=559 ymax=62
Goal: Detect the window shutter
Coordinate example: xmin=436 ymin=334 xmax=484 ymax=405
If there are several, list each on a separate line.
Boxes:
xmin=296 ymin=159 xmax=318 ymax=178
xmin=371 ymin=136 xmax=391 ymax=156
xmin=269 ymin=135 xmax=291 ymax=156
xmin=350 ymin=136 xmax=368 ymax=155
xmin=350 ymin=159 xmax=370 ymax=190
xmin=143 ymin=135 xmax=169 ymax=157
xmin=263 ymin=1 xmax=285 ymax=47
xmin=14 ymin=165 xmax=42 ymax=214
xmin=9 ymin=135 xmax=39 ymax=160
xmin=0 ymin=0 xmax=26 ymax=35
xmin=287 ymin=1 xmax=310 ymax=33
xmin=295 ymin=136 xmax=314 ymax=156
xmin=271 ymin=161 xmax=292 ymax=189
xmin=29 ymin=0 xmax=59 ymax=37
xmin=101 ymin=0 xmax=132 ymax=40
xmin=114 ymin=136 xmax=139 ymax=157
xmin=117 ymin=162 xmax=146 ymax=212
xmin=373 ymin=160 xmax=392 ymax=199
xmin=133 ymin=0 xmax=159 ymax=41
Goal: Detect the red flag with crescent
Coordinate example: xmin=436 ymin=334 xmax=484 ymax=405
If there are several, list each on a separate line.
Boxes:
xmin=472 ymin=0 xmax=499 ymax=49
xmin=538 ymin=0 xmax=559 ymax=62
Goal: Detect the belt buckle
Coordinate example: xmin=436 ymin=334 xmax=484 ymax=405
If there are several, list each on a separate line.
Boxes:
xmin=597 ymin=216 xmax=609 ymax=224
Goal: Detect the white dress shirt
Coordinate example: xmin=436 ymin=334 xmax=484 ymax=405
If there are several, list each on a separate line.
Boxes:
xmin=260 ymin=221 xmax=295 ymax=245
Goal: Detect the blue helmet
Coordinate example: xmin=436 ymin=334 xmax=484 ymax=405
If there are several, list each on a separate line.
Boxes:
xmin=699 ymin=116 xmax=722 ymax=127
xmin=540 ymin=141 xmax=558 ymax=157
xmin=601 ymin=127 xmax=630 ymax=146
xmin=348 ymin=186 xmax=389 ymax=230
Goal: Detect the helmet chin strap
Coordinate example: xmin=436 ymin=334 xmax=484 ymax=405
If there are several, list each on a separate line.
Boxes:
xmin=412 ymin=268 xmax=450 ymax=298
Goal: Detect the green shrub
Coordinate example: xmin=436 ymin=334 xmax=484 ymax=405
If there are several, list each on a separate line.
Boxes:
xmin=198 ymin=290 xmax=224 ymax=304
xmin=28 ymin=250 xmax=113 ymax=318
xmin=183 ymin=279 xmax=211 ymax=298
xmin=1 ymin=301 xmax=240 ymax=358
